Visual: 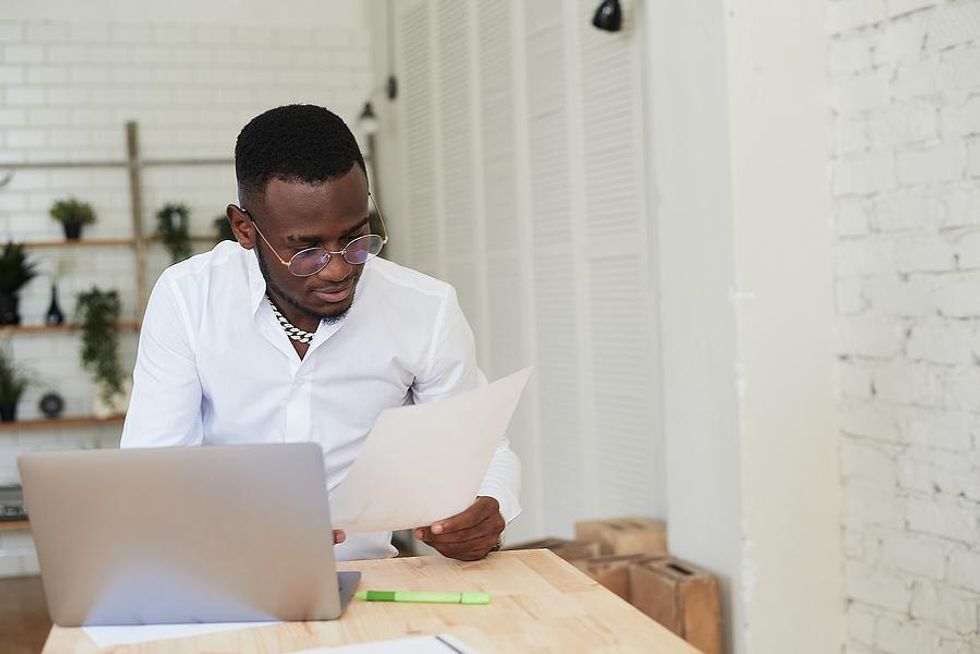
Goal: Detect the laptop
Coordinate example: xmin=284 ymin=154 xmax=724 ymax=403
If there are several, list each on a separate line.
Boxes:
xmin=18 ymin=442 xmax=360 ymax=627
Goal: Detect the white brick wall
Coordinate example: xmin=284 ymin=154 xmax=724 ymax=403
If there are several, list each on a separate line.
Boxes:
xmin=832 ymin=1 xmax=980 ymax=650
xmin=0 ymin=18 xmax=370 ymax=576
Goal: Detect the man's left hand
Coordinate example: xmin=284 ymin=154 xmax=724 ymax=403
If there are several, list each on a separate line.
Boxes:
xmin=415 ymin=496 xmax=504 ymax=561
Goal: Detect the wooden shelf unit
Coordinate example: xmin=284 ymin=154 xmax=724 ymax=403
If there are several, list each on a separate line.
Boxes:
xmin=0 ymin=519 xmax=29 ymax=532
xmin=0 ymin=124 xmax=223 ymax=514
xmin=0 ymin=321 xmax=140 ymax=335
xmin=23 ymin=235 xmax=218 ymax=249
xmin=0 ymin=415 xmax=125 ymax=433
xmin=148 ymin=234 xmax=218 ymax=244
xmin=22 ymin=238 xmax=135 ymax=249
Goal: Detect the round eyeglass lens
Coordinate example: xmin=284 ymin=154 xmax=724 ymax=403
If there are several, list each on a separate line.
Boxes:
xmin=289 ymin=249 xmax=331 ymax=277
xmin=344 ymin=235 xmax=384 ymax=265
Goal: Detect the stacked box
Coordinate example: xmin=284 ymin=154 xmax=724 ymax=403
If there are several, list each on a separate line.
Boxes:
xmin=630 ymin=557 xmax=722 ymax=654
xmin=575 ymin=517 xmax=668 ymax=556
xmin=503 ymin=537 xmax=602 ymax=562
xmin=571 ymin=553 xmax=662 ymax=600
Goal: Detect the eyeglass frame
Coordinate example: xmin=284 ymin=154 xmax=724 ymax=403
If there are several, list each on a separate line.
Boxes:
xmin=235 ymin=193 xmax=389 ymax=278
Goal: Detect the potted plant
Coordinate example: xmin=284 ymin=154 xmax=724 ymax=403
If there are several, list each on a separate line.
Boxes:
xmin=0 ymin=242 xmax=38 ymax=325
xmin=76 ymin=287 xmax=129 ymax=418
xmin=50 ymin=198 xmax=96 ymax=240
xmin=156 ymin=203 xmax=192 ymax=263
xmin=0 ymin=349 xmax=31 ymax=422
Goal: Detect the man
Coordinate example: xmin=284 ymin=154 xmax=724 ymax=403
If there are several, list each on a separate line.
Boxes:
xmin=121 ymin=104 xmax=520 ymax=561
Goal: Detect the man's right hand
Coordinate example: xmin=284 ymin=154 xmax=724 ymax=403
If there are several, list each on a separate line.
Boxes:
xmin=333 ymin=529 xmax=346 ymax=545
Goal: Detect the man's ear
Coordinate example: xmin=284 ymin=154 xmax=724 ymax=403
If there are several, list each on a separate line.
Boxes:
xmin=226 ymin=204 xmax=254 ymax=250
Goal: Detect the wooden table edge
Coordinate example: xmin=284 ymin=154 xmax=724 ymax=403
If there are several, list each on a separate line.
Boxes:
xmin=42 ymin=549 xmax=697 ymax=653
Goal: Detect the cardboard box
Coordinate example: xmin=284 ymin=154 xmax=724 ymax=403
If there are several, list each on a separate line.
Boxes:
xmin=503 ymin=537 xmax=601 ymax=562
xmin=574 ymin=517 xmax=668 ymax=556
xmin=571 ymin=554 xmax=661 ymax=601
xmin=630 ymin=557 xmax=722 ymax=654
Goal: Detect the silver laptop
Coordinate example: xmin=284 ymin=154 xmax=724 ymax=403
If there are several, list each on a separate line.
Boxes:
xmin=18 ymin=442 xmax=360 ymax=626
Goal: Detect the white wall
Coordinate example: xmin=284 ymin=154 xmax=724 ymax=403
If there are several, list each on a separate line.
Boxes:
xmin=645 ymin=0 xmax=841 ymax=652
xmin=726 ymin=2 xmax=842 ymax=653
xmin=641 ymin=0 xmax=745 ymax=649
xmin=0 ymin=2 xmax=372 ymax=576
xmin=830 ymin=1 xmax=980 ymax=651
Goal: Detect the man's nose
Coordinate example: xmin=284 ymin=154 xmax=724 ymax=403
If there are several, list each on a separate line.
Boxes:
xmin=316 ymin=252 xmax=353 ymax=281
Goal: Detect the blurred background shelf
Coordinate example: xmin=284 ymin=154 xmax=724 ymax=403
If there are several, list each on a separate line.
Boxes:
xmin=0 ymin=415 xmax=125 ymax=433
xmin=0 ymin=322 xmax=140 ymax=335
xmin=0 ymin=519 xmax=29 ymax=532
xmin=22 ymin=239 xmax=134 ymax=249
xmin=21 ymin=236 xmax=219 ymax=249
xmin=148 ymin=234 xmax=219 ymax=244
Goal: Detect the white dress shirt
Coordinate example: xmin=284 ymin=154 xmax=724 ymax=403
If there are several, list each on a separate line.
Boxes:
xmin=121 ymin=241 xmax=521 ymax=560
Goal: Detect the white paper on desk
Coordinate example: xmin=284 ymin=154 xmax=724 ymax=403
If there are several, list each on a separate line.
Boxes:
xmin=289 ymin=634 xmax=482 ymax=653
xmin=329 ymin=367 xmax=531 ymax=533
xmin=83 ymin=621 xmax=278 ymax=647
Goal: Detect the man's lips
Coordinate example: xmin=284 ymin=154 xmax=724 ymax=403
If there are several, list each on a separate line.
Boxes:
xmin=311 ymin=282 xmax=353 ymax=303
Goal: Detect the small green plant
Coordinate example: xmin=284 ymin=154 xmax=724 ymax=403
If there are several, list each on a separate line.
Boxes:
xmin=50 ymin=198 xmax=96 ymax=239
xmin=156 ymin=203 xmax=192 ymax=263
xmin=0 ymin=242 xmax=38 ymax=325
xmin=76 ymin=287 xmax=123 ymax=404
xmin=0 ymin=243 xmax=37 ymax=295
xmin=0 ymin=349 xmax=32 ymax=421
xmin=214 ymin=215 xmax=236 ymax=244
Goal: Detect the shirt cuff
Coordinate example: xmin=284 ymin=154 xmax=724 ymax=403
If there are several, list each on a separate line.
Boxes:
xmin=478 ymin=483 xmax=521 ymax=525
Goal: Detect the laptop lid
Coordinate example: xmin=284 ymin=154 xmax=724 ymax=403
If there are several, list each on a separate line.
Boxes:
xmin=19 ymin=442 xmax=357 ymax=626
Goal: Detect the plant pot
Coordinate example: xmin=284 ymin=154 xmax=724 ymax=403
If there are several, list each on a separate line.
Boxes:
xmin=93 ymin=379 xmax=131 ymax=419
xmin=0 ymin=403 xmax=16 ymax=423
xmin=0 ymin=293 xmax=20 ymax=325
xmin=38 ymin=392 xmax=65 ymax=419
xmin=63 ymin=223 xmax=82 ymax=240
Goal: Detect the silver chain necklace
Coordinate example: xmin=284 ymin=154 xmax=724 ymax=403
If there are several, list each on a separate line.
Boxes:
xmin=267 ymin=297 xmax=317 ymax=343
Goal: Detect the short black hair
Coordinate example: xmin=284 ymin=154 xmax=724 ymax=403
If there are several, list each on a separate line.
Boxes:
xmin=235 ymin=104 xmax=366 ymax=201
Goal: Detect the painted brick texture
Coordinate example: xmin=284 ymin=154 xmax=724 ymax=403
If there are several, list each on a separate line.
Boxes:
xmin=831 ymin=1 xmax=980 ymax=651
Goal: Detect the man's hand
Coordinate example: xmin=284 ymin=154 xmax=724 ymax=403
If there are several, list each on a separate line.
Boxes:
xmin=415 ymin=496 xmax=504 ymax=561
xmin=334 ymin=529 xmax=346 ymax=545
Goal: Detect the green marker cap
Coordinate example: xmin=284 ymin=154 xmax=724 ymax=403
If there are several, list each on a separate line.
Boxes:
xmin=359 ymin=590 xmax=396 ymax=601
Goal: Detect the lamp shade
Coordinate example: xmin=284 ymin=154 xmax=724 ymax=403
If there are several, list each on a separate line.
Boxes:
xmin=358 ymin=101 xmax=379 ymax=136
xmin=592 ymin=0 xmax=622 ymax=32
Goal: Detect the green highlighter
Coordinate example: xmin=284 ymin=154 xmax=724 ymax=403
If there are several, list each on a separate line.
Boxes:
xmin=355 ymin=590 xmax=491 ymax=605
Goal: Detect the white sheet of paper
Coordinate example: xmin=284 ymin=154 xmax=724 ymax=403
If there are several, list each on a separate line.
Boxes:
xmin=329 ymin=367 xmax=531 ymax=533
xmin=83 ymin=621 xmax=278 ymax=647
xmin=288 ymin=634 xmax=481 ymax=653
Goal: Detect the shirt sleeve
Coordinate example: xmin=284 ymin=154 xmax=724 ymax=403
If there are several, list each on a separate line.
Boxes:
xmin=120 ymin=274 xmax=204 ymax=448
xmin=413 ymin=289 xmax=522 ymax=525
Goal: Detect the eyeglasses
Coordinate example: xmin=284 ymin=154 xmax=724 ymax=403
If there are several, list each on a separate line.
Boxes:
xmin=239 ymin=193 xmax=388 ymax=277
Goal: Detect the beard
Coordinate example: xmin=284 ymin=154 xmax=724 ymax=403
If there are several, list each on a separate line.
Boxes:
xmin=254 ymin=246 xmax=353 ymax=325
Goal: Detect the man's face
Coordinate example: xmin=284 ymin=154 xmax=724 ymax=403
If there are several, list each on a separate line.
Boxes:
xmin=229 ymin=166 xmax=371 ymax=322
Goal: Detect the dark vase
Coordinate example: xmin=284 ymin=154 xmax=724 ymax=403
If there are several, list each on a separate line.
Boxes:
xmin=0 ymin=293 xmax=20 ymax=325
xmin=63 ymin=222 xmax=82 ymax=240
xmin=45 ymin=284 xmax=64 ymax=325
xmin=0 ymin=403 xmax=16 ymax=423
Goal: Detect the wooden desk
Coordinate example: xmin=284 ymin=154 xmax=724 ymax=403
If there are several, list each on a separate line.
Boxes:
xmin=43 ymin=550 xmax=699 ymax=653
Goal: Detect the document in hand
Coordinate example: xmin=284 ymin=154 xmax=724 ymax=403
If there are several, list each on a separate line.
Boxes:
xmin=329 ymin=367 xmax=531 ymax=533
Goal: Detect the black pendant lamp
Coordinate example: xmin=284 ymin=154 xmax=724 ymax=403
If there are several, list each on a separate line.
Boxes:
xmin=592 ymin=0 xmax=623 ymax=32
xmin=358 ymin=101 xmax=379 ymax=136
